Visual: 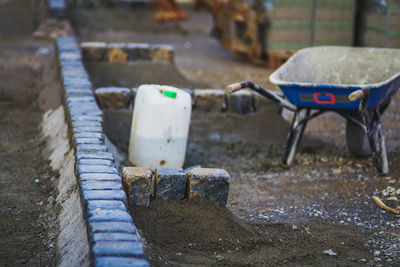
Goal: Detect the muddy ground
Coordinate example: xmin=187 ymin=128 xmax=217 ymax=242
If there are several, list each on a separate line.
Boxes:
xmin=0 ymin=0 xmax=61 ymax=265
xmin=69 ymin=4 xmax=400 ymax=266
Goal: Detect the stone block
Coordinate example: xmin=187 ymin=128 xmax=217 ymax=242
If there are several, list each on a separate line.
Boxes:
xmin=72 ymin=121 xmax=102 ymax=128
xmin=194 ymin=89 xmax=226 ymax=112
xmin=69 ymin=109 xmax=103 ymax=117
xmin=186 ymin=168 xmax=230 ymax=207
xmin=74 ymin=138 xmax=103 ymax=145
xmin=77 ymin=165 xmax=119 ymax=175
xmin=228 ymin=90 xmax=254 ymax=115
xmin=78 ymin=158 xmax=114 ymax=167
xmin=92 ymin=241 xmax=144 ymax=257
xmin=151 ymin=44 xmax=174 ymax=63
xmin=82 ymin=180 xmax=123 ymax=191
xmin=95 ymin=87 xmax=132 ymax=109
xmin=88 ymin=209 xmax=132 ymax=223
xmin=76 ymin=151 xmax=114 ymax=161
xmin=122 ymin=167 xmax=153 ymax=206
xmin=82 ymin=189 xmax=127 ymax=202
xmin=94 ymin=257 xmax=150 ymax=267
xmin=87 ymin=200 xmax=126 ymax=212
xmin=81 ymin=42 xmax=107 ymax=61
xmin=66 ymin=90 xmax=94 ymax=98
xmin=59 ymin=52 xmax=82 ymax=62
xmin=76 ymin=144 xmax=108 ymax=153
xmin=107 ymin=44 xmax=128 ymax=63
xmin=126 ymin=43 xmax=151 ymax=61
xmin=71 ymin=115 xmax=103 ymax=123
xmin=73 ymin=126 xmax=103 ymax=134
xmin=67 ymin=96 xmax=96 ymax=104
xmin=90 ymin=221 xmax=137 ymax=234
xmin=155 ymin=168 xmax=186 ymax=201
xmin=92 ymin=232 xmax=140 ymax=242
xmin=79 ymin=173 xmax=121 ymax=182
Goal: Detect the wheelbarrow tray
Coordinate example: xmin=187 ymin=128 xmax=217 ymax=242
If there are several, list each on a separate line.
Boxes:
xmin=269 ymin=46 xmax=400 ymax=110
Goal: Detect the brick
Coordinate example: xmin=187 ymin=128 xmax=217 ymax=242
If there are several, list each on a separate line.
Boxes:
xmin=155 ymin=168 xmax=186 ymax=201
xmin=82 ymin=189 xmax=127 ymax=202
xmin=88 ymin=209 xmax=132 ymax=223
xmin=194 ymin=89 xmax=226 ymax=112
xmin=92 ymin=232 xmax=140 ymax=242
xmin=228 ymin=90 xmax=254 ymax=115
xmin=76 ymin=144 xmax=108 ymax=153
xmin=81 ymin=42 xmax=107 ymax=61
xmin=92 ymin=241 xmax=144 ymax=257
xmin=126 ymin=43 xmax=151 ymax=61
xmin=95 ymin=87 xmax=132 ymax=109
xmin=90 ymin=221 xmax=137 ymax=234
xmin=77 ymin=165 xmax=119 ymax=175
xmin=82 ymin=180 xmax=123 ymax=191
xmin=94 ymin=257 xmax=150 ymax=267
xmin=151 ymin=44 xmax=174 ymax=63
xmin=79 ymin=173 xmax=121 ymax=182
xmin=76 ymin=151 xmax=114 ymax=161
xmin=122 ymin=167 xmax=153 ymax=206
xmin=87 ymin=200 xmax=126 ymax=212
xmin=186 ymin=168 xmax=230 ymax=207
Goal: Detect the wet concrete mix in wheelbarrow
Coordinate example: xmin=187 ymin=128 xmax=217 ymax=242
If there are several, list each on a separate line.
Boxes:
xmin=71 ymin=4 xmax=400 ymax=266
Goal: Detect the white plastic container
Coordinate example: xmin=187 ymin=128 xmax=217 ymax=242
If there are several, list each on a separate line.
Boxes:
xmin=129 ymin=84 xmax=192 ymax=169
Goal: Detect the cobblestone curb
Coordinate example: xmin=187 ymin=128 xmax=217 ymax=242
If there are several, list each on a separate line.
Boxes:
xmin=56 ymin=36 xmax=149 ymax=267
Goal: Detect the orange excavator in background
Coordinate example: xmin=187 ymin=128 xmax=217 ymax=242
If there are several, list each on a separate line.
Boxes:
xmin=150 ymin=0 xmax=189 ymax=22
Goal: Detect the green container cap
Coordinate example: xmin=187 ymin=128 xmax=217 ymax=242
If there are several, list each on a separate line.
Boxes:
xmin=163 ymin=90 xmax=177 ymax=99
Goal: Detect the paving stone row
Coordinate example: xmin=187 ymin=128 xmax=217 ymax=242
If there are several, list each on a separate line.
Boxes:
xmin=81 ymin=42 xmax=174 ymax=63
xmin=95 ymin=86 xmax=268 ymax=115
xmin=56 ymin=36 xmax=149 ymax=267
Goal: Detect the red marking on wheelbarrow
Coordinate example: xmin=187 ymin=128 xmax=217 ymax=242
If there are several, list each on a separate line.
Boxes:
xmin=313 ymin=93 xmax=336 ymax=104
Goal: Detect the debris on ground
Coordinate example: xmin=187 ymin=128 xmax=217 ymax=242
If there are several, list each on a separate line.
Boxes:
xmin=323 ymin=249 xmax=337 ymax=256
xmin=372 ymin=196 xmax=400 ymax=215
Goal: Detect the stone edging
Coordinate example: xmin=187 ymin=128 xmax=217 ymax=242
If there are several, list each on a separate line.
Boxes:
xmin=56 ymin=36 xmax=150 ymax=267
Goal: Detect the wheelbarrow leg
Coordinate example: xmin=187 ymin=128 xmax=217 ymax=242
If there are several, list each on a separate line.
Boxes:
xmin=362 ymin=110 xmax=389 ymax=174
xmin=282 ymin=109 xmax=311 ymax=168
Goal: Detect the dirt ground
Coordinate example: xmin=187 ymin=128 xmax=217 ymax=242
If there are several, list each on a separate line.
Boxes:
xmin=69 ymin=4 xmax=400 ymax=266
xmin=0 ymin=0 xmax=60 ymax=265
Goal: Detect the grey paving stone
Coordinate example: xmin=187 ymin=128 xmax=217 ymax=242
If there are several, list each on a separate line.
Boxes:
xmin=79 ymin=173 xmax=122 ymax=182
xmin=76 ymin=151 xmax=114 ymax=161
xmin=87 ymin=200 xmax=126 ymax=212
xmin=78 ymin=158 xmax=114 ymax=167
xmin=82 ymin=180 xmax=122 ymax=191
xmin=155 ymin=168 xmax=186 ymax=201
xmin=76 ymin=144 xmax=108 ymax=153
xmin=71 ymin=115 xmax=103 ymax=123
xmin=73 ymin=127 xmax=103 ymax=134
xmin=82 ymin=189 xmax=127 ymax=202
xmin=67 ymin=96 xmax=96 ymax=103
xmin=186 ymin=168 xmax=230 ymax=207
xmin=69 ymin=109 xmax=103 ymax=117
xmin=95 ymin=87 xmax=132 ymax=109
xmin=88 ymin=209 xmax=132 ymax=223
xmin=66 ymin=90 xmax=95 ymax=97
xmin=94 ymin=257 xmax=149 ymax=267
xmin=126 ymin=43 xmax=151 ymax=61
xmin=90 ymin=221 xmax=137 ymax=234
xmin=92 ymin=241 xmax=144 ymax=257
xmin=74 ymin=137 xmax=103 ymax=145
xmin=59 ymin=53 xmax=82 ymax=62
xmin=122 ymin=167 xmax=153 ymax=206
xmin=72 ymin=120 xmax=102 ymax=128
xmin=77 ymin=165 xmax=118 ymax=175
xmin=92 ymin=232 xmax=140 ymax=243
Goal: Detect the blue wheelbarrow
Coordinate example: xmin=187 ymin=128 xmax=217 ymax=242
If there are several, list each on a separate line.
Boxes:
xmin=226 ymin=46 xmax=400 ymax=174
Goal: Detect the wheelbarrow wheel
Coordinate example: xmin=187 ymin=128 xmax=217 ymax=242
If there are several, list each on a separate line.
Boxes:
xmin=346 ymin=117 xmax=371 ymax=158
